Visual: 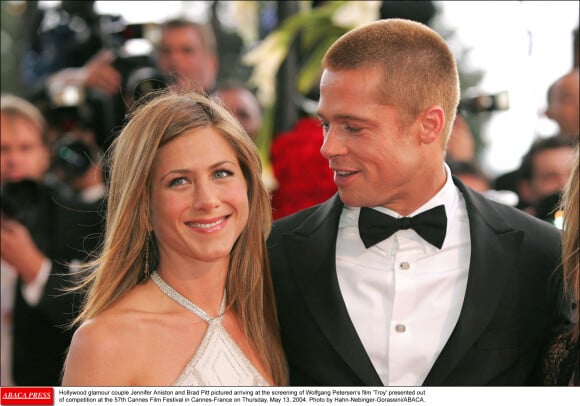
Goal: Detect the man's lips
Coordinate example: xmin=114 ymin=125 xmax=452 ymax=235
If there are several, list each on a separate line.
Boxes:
xmin=332 ymin=168 xmax=359 ymax=176
xmin=335 ymin=170 xmax=355 ymax=176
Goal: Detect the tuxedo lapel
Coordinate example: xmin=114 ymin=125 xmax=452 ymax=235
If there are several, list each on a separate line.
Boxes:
xmin=423 ymin=179 xmax=524 ymax=385
xmin=284 ymin=195 xmax=383 ymax=385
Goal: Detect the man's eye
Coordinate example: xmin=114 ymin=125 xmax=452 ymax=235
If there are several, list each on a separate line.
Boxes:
xmin=182 ymin=47 xmax=196 ymax=55
xmin=345 ymin=124 xmax=361 ymax=133
xmin=236 ymin=110 xmax=251 ymax=120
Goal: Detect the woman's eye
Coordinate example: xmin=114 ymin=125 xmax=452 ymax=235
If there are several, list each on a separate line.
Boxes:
xmin=169 ymin=177 xmax=188 ymax=187
xmin=214 ymin=169 xmax=233 ymax=179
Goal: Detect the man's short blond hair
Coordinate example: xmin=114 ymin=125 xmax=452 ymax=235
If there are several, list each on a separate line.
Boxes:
xmin=1 ymin=94 xmax=47 ymax=145
xmin=323 ymin=19 xmax=459 ymax=141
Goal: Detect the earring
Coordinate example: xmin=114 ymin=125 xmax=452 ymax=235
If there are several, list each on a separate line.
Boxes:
xmin=144 ymin=234 xmax=151 ymax=278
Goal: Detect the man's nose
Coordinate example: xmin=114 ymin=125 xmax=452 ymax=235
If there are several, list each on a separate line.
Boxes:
xmin=320 ymin=126 xmax=345 ymax=160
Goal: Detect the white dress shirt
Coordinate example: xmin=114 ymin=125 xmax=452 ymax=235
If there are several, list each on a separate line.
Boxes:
xmin=1 ymin=258 xmax=51 ymax=386
xmin=1 ymin=259 xmax=17 ymax=386
xmin=336 ymin=165 xmax=471 ymax=386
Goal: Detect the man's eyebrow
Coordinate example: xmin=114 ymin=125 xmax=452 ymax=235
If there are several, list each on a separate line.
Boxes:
xmin=316 ymin=112 xmax=374 ymax=123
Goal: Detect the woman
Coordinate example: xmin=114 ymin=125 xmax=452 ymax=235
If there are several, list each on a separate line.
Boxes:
xmin=62 ymin=91 xmax=287 ymax=386
xmin=543 ymin=147 xmax=579 ymax=386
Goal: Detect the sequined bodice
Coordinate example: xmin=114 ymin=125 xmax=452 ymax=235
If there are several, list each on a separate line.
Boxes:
xmin=151 ymin=272 xmax=269 ymax=386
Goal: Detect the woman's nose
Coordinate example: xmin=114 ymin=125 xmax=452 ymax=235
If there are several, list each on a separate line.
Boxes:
xmin=193 ymin=182 xmax=219 ymax=211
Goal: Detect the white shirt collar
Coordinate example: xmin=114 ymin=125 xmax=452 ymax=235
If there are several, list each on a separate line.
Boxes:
xmin=341 ymin=163 xmax=458 ymax=226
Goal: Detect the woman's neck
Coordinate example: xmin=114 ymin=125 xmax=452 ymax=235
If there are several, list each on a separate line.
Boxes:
xmin=155 ymin=259 xmax=228 ymax=317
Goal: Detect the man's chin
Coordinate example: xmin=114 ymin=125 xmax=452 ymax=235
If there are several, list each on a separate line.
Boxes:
xmin=338 ymin=190 xmax=364 ymax=208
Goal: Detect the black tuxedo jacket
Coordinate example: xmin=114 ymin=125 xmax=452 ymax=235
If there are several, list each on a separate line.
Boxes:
xmin=11 ymin=188 xmax=104 ymax=386
xmin=267 ymin=178 xmax=570 ymax=386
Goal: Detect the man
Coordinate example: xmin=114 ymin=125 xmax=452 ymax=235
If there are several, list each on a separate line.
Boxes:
xmin=212 ymin=81 xmax=279 ymax=194
xmin=517 ymin=135 xmax=576 ymax=220
xmin=1 ymin=95 xmax=103 ymax=385
xmin=156 ymin=18 xmax=219 ymax=93
xmin=267 ymin=19 xmax=569 ymax=386
xmin=494 ymin=69 xmax=579 ymax=205
xmin=212 ymin=81 xmax=262 ymax=141
xmin=0 ymin=96 xmax=50 ymax=185
xmin=0 ymin=94 xmax=50 ymax=386
xmin=545 ymin=68 xmax=579 ymax=139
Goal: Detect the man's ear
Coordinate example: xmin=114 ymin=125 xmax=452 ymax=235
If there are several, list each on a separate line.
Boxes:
xmin=419 ymin=106 xmax=445 ymax=145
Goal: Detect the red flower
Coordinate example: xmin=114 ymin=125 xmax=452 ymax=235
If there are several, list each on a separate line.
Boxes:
xmin=270 ymin=117 xmax=337 ymax=220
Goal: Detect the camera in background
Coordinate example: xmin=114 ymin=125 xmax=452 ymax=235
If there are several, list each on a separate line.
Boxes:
xmin=49 ymin=133 xmax=106 ymax=205
xmin=459 ymin=90 xmax=510 ymax=114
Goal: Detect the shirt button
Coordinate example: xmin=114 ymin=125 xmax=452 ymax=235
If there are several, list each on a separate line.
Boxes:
xmin=395 ymin=324 xmax=406 ymax=333
xmin=400 ymin=262 xmax=410 ymax=270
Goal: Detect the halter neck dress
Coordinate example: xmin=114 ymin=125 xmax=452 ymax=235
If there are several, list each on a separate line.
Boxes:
xmin=151 ymin=272 xmax=269 ymax=386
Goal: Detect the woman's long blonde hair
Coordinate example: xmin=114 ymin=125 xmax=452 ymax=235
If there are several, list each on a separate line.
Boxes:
xmin=560 ymin=146 xmax=579 ymax=342
xmin=74 ymin=90 xmax=287 ymax=384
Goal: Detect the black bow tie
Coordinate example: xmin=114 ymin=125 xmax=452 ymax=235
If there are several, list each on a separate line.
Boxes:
xmin=358 ymin=205 xmax=447 ymax=249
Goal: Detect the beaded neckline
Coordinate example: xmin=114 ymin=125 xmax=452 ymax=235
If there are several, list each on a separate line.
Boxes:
xmin=150 ymin=271 xmax=226 ymax=322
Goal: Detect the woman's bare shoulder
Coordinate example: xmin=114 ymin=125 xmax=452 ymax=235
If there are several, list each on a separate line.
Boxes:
xmin=62 ymin=286 xmax=161 ymax=386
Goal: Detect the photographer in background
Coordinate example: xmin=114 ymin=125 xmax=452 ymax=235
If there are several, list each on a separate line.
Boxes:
xmin=21 ymin=1 xmax=166 ymax=153
xmin=494 ymin=68 xmax=579 ymax=204
xmin=517 ymin=135 xmax=576 ymax=222
xmin=156 ymin=18 xmax=219 ymax=93
xmin=0 ymin=95 xmax=103 ymax=386
xmin=23 ymin=4 xmax=221 ymax=154
xmin=22 ymin=1 xmax=121 ymax=151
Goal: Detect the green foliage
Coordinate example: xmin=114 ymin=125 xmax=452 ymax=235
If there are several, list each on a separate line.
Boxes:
xmin=243 ymin=0 xmax=382 ymax=166
xmin=1 ymin=1 xmax=26 ymax=96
